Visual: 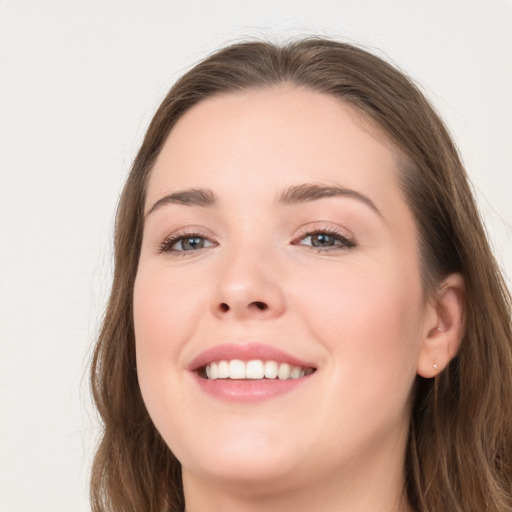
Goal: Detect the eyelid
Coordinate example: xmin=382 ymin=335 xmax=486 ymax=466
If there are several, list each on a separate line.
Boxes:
xmin=155 ymin=223 xmax=355 ymax=255
xmin=157 ymin=227 xmax=218 ymax=255
xmin=292 ymin=224 xmax=356 ymax=251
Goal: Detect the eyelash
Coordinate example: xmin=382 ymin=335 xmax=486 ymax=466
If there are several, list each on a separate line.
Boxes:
xmin=293 ymin=227 xmax=356 ymax=253
xmin=157 ymin=229 xmax=216 ymax=256
xmin=157 ymin=227 xmax=356 ymax=256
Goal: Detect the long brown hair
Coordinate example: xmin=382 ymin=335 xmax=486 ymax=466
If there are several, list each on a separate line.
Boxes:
xmin=90 ymin=38 xmax=512 ymax=511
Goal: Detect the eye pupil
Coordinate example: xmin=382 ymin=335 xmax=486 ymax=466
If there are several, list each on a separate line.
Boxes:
xmin=181 ymin=237 xmax=205 ymax=250
xmin=311 ymin=233 xmax=336 ymax=247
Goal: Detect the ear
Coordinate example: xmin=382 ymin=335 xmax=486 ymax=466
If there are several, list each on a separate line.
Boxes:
xmin=417 ymin=273 xmax=465 ymax=378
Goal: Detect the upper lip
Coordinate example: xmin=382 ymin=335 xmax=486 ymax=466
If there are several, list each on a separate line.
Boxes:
xmin=188 ymin=343 xmax=317 ymax=372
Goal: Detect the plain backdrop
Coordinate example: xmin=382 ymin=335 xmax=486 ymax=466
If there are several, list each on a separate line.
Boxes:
xmin=1 ymin=1 xmax=511 ymax=510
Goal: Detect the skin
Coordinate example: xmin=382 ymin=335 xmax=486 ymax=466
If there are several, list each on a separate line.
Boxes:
xmin=133 ymin=86 xmax=463 ymax=512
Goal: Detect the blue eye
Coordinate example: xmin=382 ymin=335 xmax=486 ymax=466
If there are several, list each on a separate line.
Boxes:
xmin=304 ymin=233 xmax=340 ymax=247
xmin=159 ymin=233 xmax=215 ymax=254
xmin=173 ymin=236 xmax=212 ymax=251
xmin=297 ymin=230 xmax=355 ymax=251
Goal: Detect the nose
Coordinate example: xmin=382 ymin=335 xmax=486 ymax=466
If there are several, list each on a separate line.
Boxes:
xmin=211 ymin=247 xmax=286 ymax=320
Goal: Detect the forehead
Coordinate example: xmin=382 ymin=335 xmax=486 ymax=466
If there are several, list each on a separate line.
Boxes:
xmin=146 ymin=86 xmax=402 ymax=208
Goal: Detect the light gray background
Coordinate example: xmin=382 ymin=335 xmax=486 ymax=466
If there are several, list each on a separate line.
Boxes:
xmin=1 ymin=1 xmax=511 ymax=510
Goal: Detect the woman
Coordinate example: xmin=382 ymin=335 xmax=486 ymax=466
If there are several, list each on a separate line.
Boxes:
xmin=90 ymin=39 xmax=512 ymax=511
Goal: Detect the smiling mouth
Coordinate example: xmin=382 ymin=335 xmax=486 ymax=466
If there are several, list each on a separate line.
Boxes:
xmin=200 ymin=359 xmax=316 ymax=381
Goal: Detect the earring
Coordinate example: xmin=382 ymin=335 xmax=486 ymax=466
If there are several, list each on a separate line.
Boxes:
xmin=433 ymin=362 xmax=438 ymax=371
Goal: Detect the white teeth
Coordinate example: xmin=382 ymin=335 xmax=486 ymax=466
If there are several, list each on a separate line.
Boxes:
xmin=290 ymin=366 xmax=302 ymax=379
xmin=210 ymin=362 xmax=218 ymax=380
xmin=229 ymin=359 xmax=246 ymax=379
xmin=246 ymin=360 xmax=264 ymax=379
xmin=203 ymin=359 xmax=313 ymax=380
xmin=278 ymin=363 xmax=291 ymax=380
xmin=264 ymin=360 xmax=278 ymax=379
xmin=217 ymin=360 xmax=229 ymax=379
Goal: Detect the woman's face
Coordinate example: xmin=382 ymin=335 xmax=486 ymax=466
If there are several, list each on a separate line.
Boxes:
xmin=134 ymin=87 xmax=432 ymax=493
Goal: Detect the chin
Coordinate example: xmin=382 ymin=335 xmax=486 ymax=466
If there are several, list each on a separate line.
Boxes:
xmin=177 ymin=429 xmax=308 ymax=488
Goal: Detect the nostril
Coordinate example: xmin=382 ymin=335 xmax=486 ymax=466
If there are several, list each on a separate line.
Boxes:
xmin=218 ymin=301 xmax=269 ymax=314
xmin=251 ymin=301 xmax=268 ymax=311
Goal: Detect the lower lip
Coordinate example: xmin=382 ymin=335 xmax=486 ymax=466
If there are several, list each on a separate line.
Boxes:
xmin=192 ymin=373 xmax=313 ymax=402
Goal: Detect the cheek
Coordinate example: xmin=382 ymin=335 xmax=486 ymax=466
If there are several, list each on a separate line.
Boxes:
xmin=295 ymin=257 xmax=424 ymax=380
xmin=278 ymin=256 xmax=425 ymax=462
xmin=133 ymin=266 xmax=207 ymax=355
xmin=132 ymin=266 xmax=211 ymax=444
xmin=133 ymin=267 xmax=207 ymax=405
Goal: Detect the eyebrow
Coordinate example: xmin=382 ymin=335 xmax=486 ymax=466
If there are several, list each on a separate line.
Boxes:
xmin=146 ymin=188 xmax=217 ymax=217
xmin=276 ymin=183 xmax=382 ymax=217
xmin=145 ymin=183 xmax=382 ymax=218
